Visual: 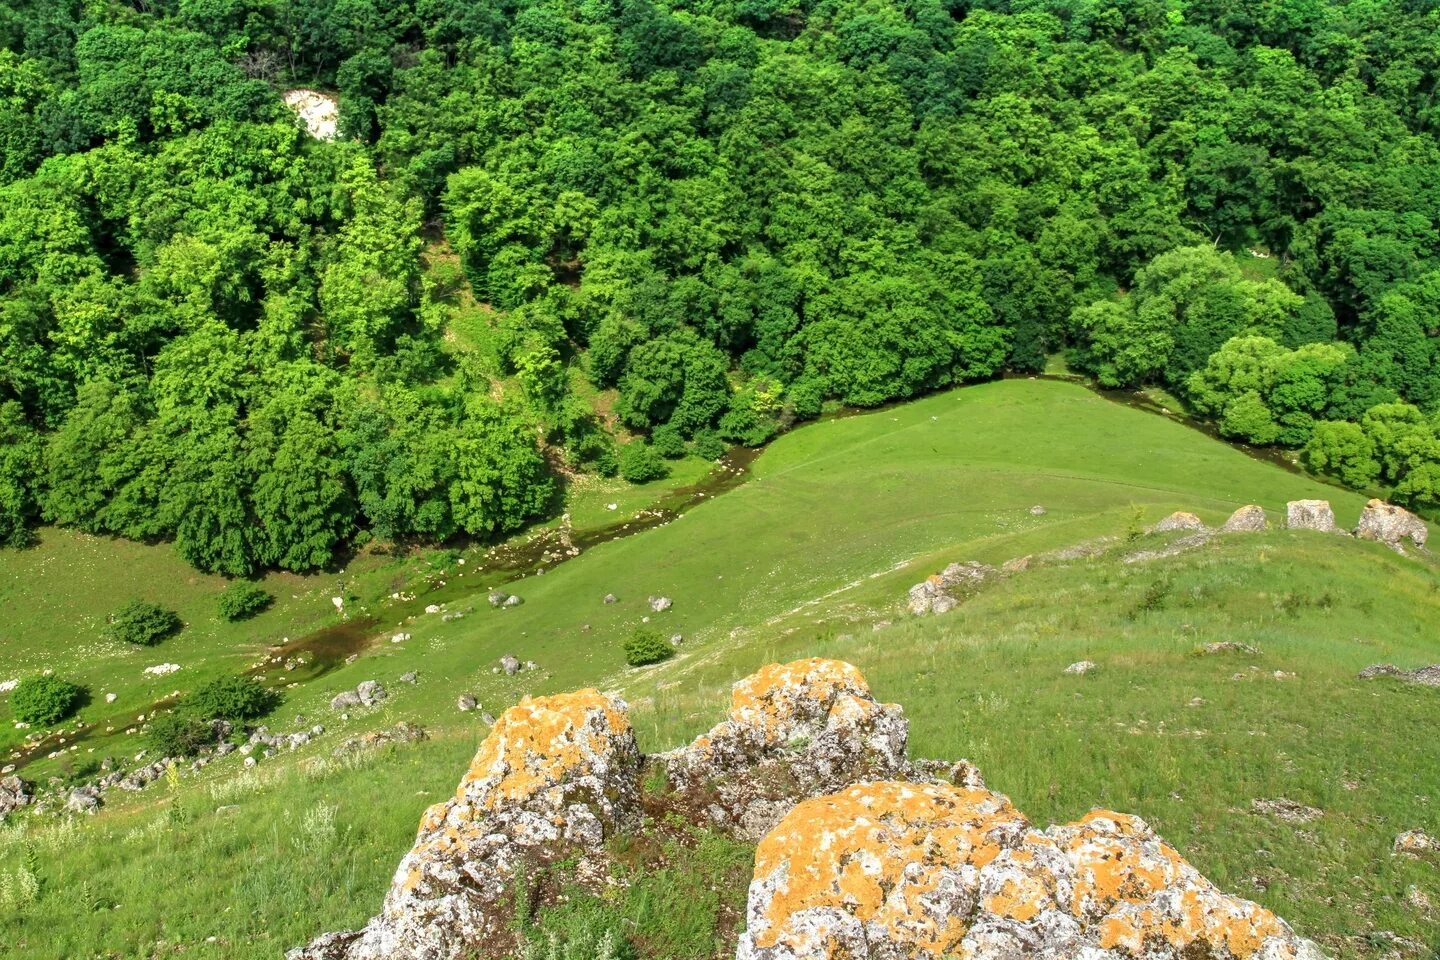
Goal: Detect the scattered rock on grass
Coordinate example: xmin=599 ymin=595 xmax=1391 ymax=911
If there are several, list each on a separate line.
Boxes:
xmin=907 ymin=561 xmax=998 ymax=615
xmin=1356 ymin=499 xmax=1428 ymax=550
xmin=649 ymin=596 xmax=673 ymax=612
xmin=330 ymin=681 xmax=388 ymax=711
xmin=1286 ymin=499 xmax=1337 ymax=533
xmin=1251 ymin=797 xmax=1323 ymax=823
xmin=603 ymin=593 xmax=617 ymax=604
xmin=1223 ymin=504 xmax=1268 ymax=532
xmin=499 ymin=655 xmax=520 ymax=676
xmin=457 ymin=695 xmax=477 ymax=712
xmin=1153 ymin=511 xmax=1207 ymax=532
xmin=1359 ymin=663 xmax=1440 ymax=686
xmin=1202 ymin=641 xmax=1261 ymax=655
xmin=0 ymin=775 xmax=32 ymax=820
xmin=1393 ymin=830 xmax=1439 ymax=858
xmin=1029 ymin=504 xmax=1047 ymax=516
xmin=1064 ymin=660 xmax=1097 ymax=675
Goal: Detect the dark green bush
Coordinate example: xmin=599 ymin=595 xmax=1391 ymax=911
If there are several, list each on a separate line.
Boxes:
xmin=218 ymin=582 xmax=273 ymax=621
xmin=622 ymin=627 xmax=674 ymax=667
xmin=691 ymin=429 xmax=727 ymax=460
xmin=106 ymin=600 xmax=182 ymax=646
xmin=188 ymin=675 xmax=280 ymax=723
xmin=145 ymin=711 xmax=218 ymax=758
xmin=618 ymin=442 xmax=669 ymax=483
xmin=11 ymin=675 xmax=84 ymax=725
xmin=650 ymin=423 xmax=688 ymax=459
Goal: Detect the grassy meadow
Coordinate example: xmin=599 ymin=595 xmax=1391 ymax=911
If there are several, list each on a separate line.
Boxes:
xmin=1 ymin=378 xmax=1435 ymax=959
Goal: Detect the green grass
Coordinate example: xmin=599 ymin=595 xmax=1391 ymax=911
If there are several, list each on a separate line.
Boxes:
xmin=0 ymin=378 xmax=1432 ymax=959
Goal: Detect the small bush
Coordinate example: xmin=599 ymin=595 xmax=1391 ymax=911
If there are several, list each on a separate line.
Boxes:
xmin=622 ymin=627 xmax=674 ymax=667
xmin=10 ymin=675 xmax=84 ymax=726
xmin=691 ymin=429 xmax=727 ymax=460
xmin=650 ymin=423 xmax=688 ymax=459
xmin=188 ymin=675 xmax=280 ymax=723
xmin=145 ymin=712 xmax=217 ymax=757
xmin=107 ymin=600 xmax=182 ymax=646
xmin=218 ymin=582 xmax=273 ymax=621
xmin=619 ymin=442 xmax=669 ymax=483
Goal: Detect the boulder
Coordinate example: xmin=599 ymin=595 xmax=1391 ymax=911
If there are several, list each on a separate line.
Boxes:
xmin=399 ymin=672 xmax=417 ymax=684
xmin=1064 ymin=660 xmax=1097 ymax=674
xmin=456 ymin=695 xmax=477 ymax=712
xmin=1359 ymin=663 xmax=1440 ymax=687
xmin=502 ymin=595 xmax=524 ymax=608
xmin=487 ymin=590 xmax=509 ymax=607
xmin=1202 ymin=641 xmax=1260 ymax=656
xmin=1153 ymin=511 xmax=1207 ymax=533
xmin=1029 ymin=504 xmax=1048 ymax=516
xmin=499 ymin=655 xmax=520 ymax=676
xmin=737 ymin=791 xmax=1323 ymax=960
xmin=355 ymin=681 xmax=387 ymax=706
xmin=603 ymin=593 xmax=617 ymax=604
xmin=1223 ymin=504 xmax=1268 ymax=532
xmin=0 ymin=775 xmax=32 ymax=820
xmin=649 ymin=596 xmax=673 ymax=612
xmin=1393 ymin=830 xmax=1439 ymax=857
xmin=1355 ymin=499 xmax=1427 ymax=549
xmin=66 ymin=784 xmax=102 ymax=814
xmin=907 ymin=562 xmax=998 ymax=615
xmin=329 ymin=691 xmax=362 ymax=711
xmin=290 ymin=690 xmax=641 ymax=960
xmin=1286 ymin=500 xmax=1336 ymax=533
xmin=661 ymin=658 xmax=913 ymax=840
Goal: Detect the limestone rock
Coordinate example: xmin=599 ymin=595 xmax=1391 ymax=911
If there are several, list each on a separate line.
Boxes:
xmin=291 ymin=690 xmax=641 ymax=960
xmin=907 ymin=562 xmax=998 ymax=615
xmin=0 ymin=775 xmax=32 ymax=820
xmin=1358 ymin=663 xmax=1440 ymax=687
xmin=662 ymin=658 xmax=913 ymax=840
xmin=499 ymin=655 xmax=520 ymax=676
xmin=1030 ymin=505 xmax=1048 ymax=516
xmin=1064 ymin=660 xmax=1097 ymax=675
xmin=456 ymin=695 xmax=476 ymax=712
xmin=331 ymin=681 xmax=387 ymax=711
xmin=1355 ymin=499 xmax=1427 ymax=550
xmin=738 ymin=792 xmax=1323 ymax=960
xmin=1251 ymin=797 xmax=1322 ymax=823
xmin=1393 ymin=830 xmax=1439 ymax=857
xmin=649 ymin=596 xmax=673 ymax=612
xmin=282 ymin=89 xmax=339 ymax=140
xmin=1153 ymin=511 xmax=1207 ymax=533
xmin=1203 ymin=641 xmax=1261 ymax=656
xmin=1223 ymin=505 xmax=1268 ymax=532
xmin=1286 ymin=500 xmax=1336 ymax=533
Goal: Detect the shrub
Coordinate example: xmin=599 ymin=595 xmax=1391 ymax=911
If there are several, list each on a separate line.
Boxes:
xmin=107 ymin=600 xmax=182 ymax=646
xmin=622 ymin=627 xmax=674 ymax=667
xmin=650 ymin=423 xmax=688 ymax=459
xmin=619 ymin=442 xmax=669 ymax=483
xmin=188 ymin=675 xmax=280 ymax=723
xmin=11 ymin=675 xmax=84 ymax=725
xmin=218 ymin=582 xmax=273 ymax=621
xmin=145 ymin=712 xmax=217 ymax=758
xmin=691 ymin=429 xmax=727 ymax=460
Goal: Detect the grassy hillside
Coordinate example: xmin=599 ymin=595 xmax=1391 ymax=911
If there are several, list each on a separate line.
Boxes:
xmin=2 ymin=379 xmax=1434 ymax=959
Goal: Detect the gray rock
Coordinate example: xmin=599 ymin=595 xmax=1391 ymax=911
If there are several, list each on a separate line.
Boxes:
xmin=1202 ymin=641 xmax=1260 ymax=656
xmin=1152 ymin=511 xmax=1207 ymax=533
xmin=1356 ymin=499 xmax=1428 ymax=549
xmin=603 ymin=593 xmax=617 ymax=604
xmin=399 ymin=672 xmax=417 ymax=684
xmin=907 ymin=561 xmax=997 ymax=615
xmin=1286 ymin=499 xmax=1337 ymax=533
xmin=648 ymin=596 xmax=672 ymax=613
xmin=1029 ymin=504 xmax=1047 ymax=516
xmin=456 ymin=695 xmax=477 ymax=712
xmin=1064 ymin=660 xmax=1097 ymax=675
xmin=487 ymin=590 xmax=509 ymax=607
xmin=499 ymin=655 xmax=520 ymax=676
xmin=66 ymin=785 xmax=102 ymax=814
xmin=1222 ymin=504 xmax=1267 ymax=532
xmin=355 ymin=681 xmax=388 ymax=706
xmin=1359 ymin=663 xmax=1440 ymax=686
xmin=329 ymin=690 xmax=362 ymax=711
xmin=502 ymin=594 xmax=524 ymax=607
xmin=0 ymin=775 xmax=33 ymax=820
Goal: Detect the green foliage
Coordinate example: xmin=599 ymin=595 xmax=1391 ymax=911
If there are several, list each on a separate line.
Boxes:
xmin=521 ymin=890 xmax=636 ymax=960
xmin=649 ymin=423 xmax=688 ymax=460
xmin=622 ymin=627 xmax=674 ymax=667
xmin=144 ymin=712 xmax=217 ymax=758
xmin=187 ymin=675 xmax=280 ymax=724
xmin=9 ymin=675 xmax=83 ymax=726
xmin=106 ymin=600 xmax=182 ymax=647
xmin=217 ymin=582 xmax=273 ymax=622
xmin=618 ymin=443 xmax=669 ymax=484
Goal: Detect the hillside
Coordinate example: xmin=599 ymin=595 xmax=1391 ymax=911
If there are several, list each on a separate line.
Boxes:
xmin=2 ymin=380 xmax=1437 ymax=959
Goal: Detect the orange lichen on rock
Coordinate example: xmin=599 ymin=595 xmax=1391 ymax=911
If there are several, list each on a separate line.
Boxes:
xmin=726 ymin=658 xmax=875 ymax=745
xmin=746 ymin=781 xmax=1029 ymax=957
xmin=459 ymin=688 xmax=632 ymax=809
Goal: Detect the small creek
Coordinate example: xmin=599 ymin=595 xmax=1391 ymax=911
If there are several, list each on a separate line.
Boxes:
xmin=6 ymin=377 xmax=1345 ymax=773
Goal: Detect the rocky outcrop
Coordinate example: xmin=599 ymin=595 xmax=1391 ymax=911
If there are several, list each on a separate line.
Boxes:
xmin=1393 ymin=830 xmax=1438 ymax=857
xmin=1223 ymin=505 xmax=1267 ymax=532
xmin=291 ymin=690 xmax=641 ymax=960
xmin=1153 ymin=511 xmax=1207 ymax=533
xmin=293 ymin=659 xmax=1322 ymax=960
xmin=1358 ymin=663 xmax=1440 ymax=687
xmin=1285 ymin=500 xmax=1336 ymax=533
xmin=908 ymin=562 xmax=998 ymax=615
xmin=330 ymin=680 xmax=387 ymax=711
xmin=1354 ymin=499 xmax=1427 ymax=550
xmin=283 ymin=89 xmax=339 ymax=140
xmin=738 ymin=792 xmax=1322 ymax=960
xmin=661 ymin=658 xmax=913 ymax=840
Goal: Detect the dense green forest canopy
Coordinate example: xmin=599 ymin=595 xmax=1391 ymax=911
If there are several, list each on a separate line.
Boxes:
xmin=1 ymin=0 xmax=1438 ymax=572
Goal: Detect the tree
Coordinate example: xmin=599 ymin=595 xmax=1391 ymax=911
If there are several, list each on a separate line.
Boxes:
xmin=448 ymin=400 xmax=553 ymax=538
xmin=106 ymin=600 xmax=182 ymax=646
xmin=0 ymin=401 xmax=41 ymax=547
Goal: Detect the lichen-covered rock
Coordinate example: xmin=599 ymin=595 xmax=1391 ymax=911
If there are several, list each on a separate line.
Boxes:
xmin=1223 ymin=505 xmax=1267 ymax=532
xmin=1153 ymin=511 xmax=1207 ymax=533
xmin=1286 ymin=500 xmax=1336 ymax=533
xmin=1355 ymin=499 xmax=1427 ymax=550
xmin=291 ymin=690 xmax=640 ymax=960
xmin=1064 ymin=660 xmax=1097 ymax=675
xmin=662 ymin=659 xmax=913 ymax=839
xmin=1358 ymin=663 xmax=1440 ymax=687
xmin=283 ymin=89 xmax=338 ymax=140
xmin=739 ymin=792 xmax=1324 ymax=960
xmin=1393 ymin=829 xmax=1438 ymax=857
xmin=737 ymin=782 xmax=1030 ymax=960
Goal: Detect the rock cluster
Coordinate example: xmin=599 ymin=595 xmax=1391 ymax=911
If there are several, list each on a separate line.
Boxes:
xmin=1355 ymin=499 xmax=1427 ymax=550
xmin=1358 ymin=663 xmax=1440 ymax=687
xmin=0 ymin=774 xmax=32 ymax=820
xmin=294 ymin=660 xmax=1322 ymax=960
xmin=1285 ymin=500 xmax=1336 ymax=533
xmin=907 ymin=562 xmax=998 ymax=615
xmin=330 ymin=680 xmax=388 ymax=711
xmin=282 ymin=89 xmax=339 ymax=140
xmin=1393 ymin=829 xmax=1438 ymax=857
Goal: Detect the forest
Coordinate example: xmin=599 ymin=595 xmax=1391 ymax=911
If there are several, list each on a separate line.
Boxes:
xmin=0 ymin=0 xmax=1437 ymax=573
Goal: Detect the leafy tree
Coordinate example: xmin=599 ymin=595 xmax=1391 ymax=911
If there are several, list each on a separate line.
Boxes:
xmin=622 ymin=626 xmax=674 ymax=666
xmin=107 ymin=600 xmax=183 ymax=646
xmin=11 ymin=675 xmax=83 ymax=726
xmin=448 ymin=400 xmax=553 ymax=538
xmin=618 ymin=442 xmax=669 ymax=483
xmin=217 ymin=582 xmax=272 ymax=621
